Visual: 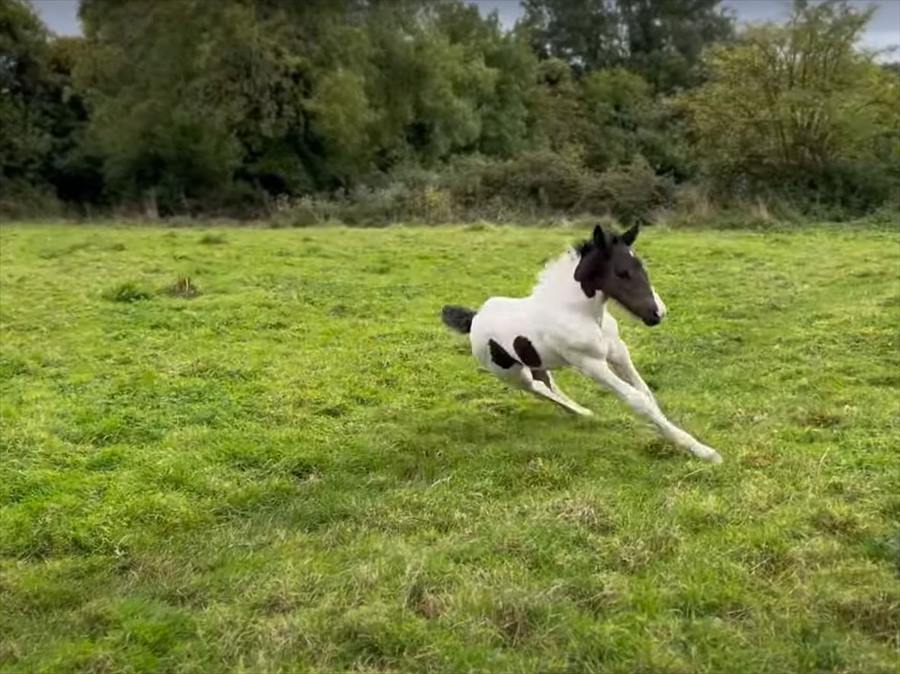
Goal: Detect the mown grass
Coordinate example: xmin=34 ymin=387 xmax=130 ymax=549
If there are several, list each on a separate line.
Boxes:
xmin=1 ymin=222 xmax=898 ymax=674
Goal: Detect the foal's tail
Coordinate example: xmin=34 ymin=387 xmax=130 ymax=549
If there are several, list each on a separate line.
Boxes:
xmin=441 ymin=305 xmax=476 ymax=334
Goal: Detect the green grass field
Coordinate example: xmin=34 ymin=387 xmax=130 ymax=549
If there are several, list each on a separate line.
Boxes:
xmin=1 ymin=223 xmax=898 ymax=673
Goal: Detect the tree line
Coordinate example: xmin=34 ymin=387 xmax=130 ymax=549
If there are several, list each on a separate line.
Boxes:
xmin=1 ymin=0 xmax=897 ymax=221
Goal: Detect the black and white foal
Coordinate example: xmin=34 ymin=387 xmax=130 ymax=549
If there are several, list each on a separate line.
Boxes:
xmin=442 ymin=224 xmax=723 ymax=463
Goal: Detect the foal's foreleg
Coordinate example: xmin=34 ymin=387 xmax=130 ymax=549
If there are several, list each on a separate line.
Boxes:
xmin=608 ymin=340 xmax=658 ymax=409
xmin=575 ymin=358 xmax=722 ymax=463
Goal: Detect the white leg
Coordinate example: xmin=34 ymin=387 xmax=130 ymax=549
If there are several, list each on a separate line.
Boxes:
xmin=575 ymin=357 xmax=722 ymax=463
xmin=608 ymin=340 xmax=658 ymax=408
xmin=511 ymin=367 xmax=593 ymax=416
xmin=531 ymin=369 xmax=594 ymax=416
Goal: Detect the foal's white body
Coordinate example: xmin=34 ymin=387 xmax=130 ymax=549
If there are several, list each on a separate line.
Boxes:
xmin=468 ymin=248 xmax=723 ymax=463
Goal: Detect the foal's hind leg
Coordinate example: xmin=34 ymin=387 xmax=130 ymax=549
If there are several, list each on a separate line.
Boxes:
xmin=531 ymin=369 xmax=593 ymax=416
xmin=502 ymin=366 xmax=593 ymax=416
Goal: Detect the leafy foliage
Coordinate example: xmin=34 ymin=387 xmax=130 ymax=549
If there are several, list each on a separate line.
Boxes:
xmin=0 ymin=0 xmax=98 ymax=210
xmin=679 ymin=0 xmax=900 ymax=210
xmin=1 ymin=0 xmax=897 ymax=219
xmin=522 ymin=0 xmax=734 ymax=90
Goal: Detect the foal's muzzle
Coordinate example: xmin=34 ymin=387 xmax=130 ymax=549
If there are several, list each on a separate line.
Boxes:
xmin=643 ymin=309 xmax=662 ymax=326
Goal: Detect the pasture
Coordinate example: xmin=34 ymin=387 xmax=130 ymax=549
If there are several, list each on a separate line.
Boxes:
xmin=1 ymin=223 xmax=898 ymax=673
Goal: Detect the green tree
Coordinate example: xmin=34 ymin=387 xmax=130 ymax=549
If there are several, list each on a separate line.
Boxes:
xmin=580 ymin=67 xmax=693 ymax=177
xmin=617 ymin=0 xmax=734 ymax=91
xmin=362 ymin=2 xmax=523 ymax=167
xmin=77 ymin=0 xmax=244 ymax=214
xmin=74 ymin=0 xmax=543 ymax=206
xmin=44 ymin=35 xmax=104 ymax=205
xmin=521 ymin=0 xmax=621 ymax=74
xmin=581 ymin=67 xmax=652 ymax=168
xmin=431 ymin=3 xmax=539 ymax=157
xmin=680 ymin=0 xmax=899 ymax=208
xmin=0 ymin=0 xmax=100 ymax=211
xmin=521 ymin=0 xmax=733 ymax=90
xmin=530 ymin=58 xmax=591 ymax=154
xmin=1 ymin=0 xmax=50 ymax=192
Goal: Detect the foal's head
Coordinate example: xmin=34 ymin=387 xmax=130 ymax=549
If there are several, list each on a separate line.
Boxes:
xmin=574 ymin=224 xmax=664 ymax=326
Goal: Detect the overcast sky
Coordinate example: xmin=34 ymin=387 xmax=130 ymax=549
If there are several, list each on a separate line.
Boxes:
xmin=30 ymin=0 xmax=900 ymax=56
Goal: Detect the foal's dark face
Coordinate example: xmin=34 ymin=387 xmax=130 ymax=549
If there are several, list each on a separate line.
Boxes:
xmin=574 ymin=224 xmax=663 ymax=326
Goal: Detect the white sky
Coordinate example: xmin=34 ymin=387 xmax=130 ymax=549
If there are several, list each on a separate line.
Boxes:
xmin=30 ymin=0 xmax=900 ymax=58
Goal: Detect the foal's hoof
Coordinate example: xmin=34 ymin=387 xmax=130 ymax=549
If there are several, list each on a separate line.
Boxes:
xmin=692 ymin=444 xmax=723 ymax=464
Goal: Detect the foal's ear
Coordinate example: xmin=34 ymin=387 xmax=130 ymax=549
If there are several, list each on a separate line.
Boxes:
xmin=593 ymin=224 xmax=609 ymax=251
xmin=621 ymin=224 xmax=640 ymax=246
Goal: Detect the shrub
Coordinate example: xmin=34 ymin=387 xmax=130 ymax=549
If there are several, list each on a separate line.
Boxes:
xmin=497 ymin=150 xmax=588 ymax=210
xmin=267 ymin=194 xmax=340 ymax=228
xmin=337 ymin=186 xmax=408 ymax=226
xmin=582 ymin=157 xmax=674 ymax=223
xmin=103 ymin=282 xmax=152 ymax=303
xmin=164 ymin=276 xmax=200 ymax=299
xmin=0 ymin=182 xmax=65 ymax=220
xmin=408 ymin=186 xmax=454 ymax=223
xmin=198 ymin=233 xmax=226 ymax=245
xmin=445 ymin=151 xmax=589 ymax=216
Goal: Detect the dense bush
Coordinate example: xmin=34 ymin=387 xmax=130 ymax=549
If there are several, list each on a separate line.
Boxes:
xmin=444 ymin=152 xmax=673 ymax=222
xmin=266 ymin=152 xmax=675 ymax=226
xmin=584 ymin=157 xmax=675 ymax=223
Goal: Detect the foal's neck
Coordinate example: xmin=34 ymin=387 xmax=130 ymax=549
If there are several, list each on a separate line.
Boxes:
xmin=532 ymin=250 xmax=608 ymax=319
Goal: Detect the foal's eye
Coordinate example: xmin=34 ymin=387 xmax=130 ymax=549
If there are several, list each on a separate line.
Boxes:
xmin=616 ymin=269 xmax=630 ymax=280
